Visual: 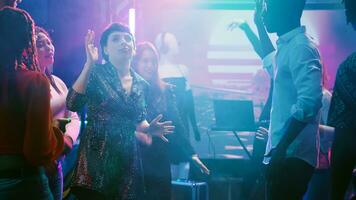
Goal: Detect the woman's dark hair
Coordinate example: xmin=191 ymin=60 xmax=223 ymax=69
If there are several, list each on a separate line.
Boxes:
xmin=35 ymin=26 xmax=61 ymax=94
xmin=99 ymin=22 xmax=134 ymax=62
xmin=132 ymin=42 xmax=159 ymax=72
xmin=0 ymin=0 xmax=19 ymax=8
xmin=344 ymin=0 xmax=356 ymax=24
xmin=0 ymin=7 xmax=39 ymax=72
xmin=35 ymin=26 xmax=52 ymax=43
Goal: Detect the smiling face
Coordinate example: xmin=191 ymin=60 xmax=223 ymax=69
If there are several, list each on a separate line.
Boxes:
xmin=135 ymin=48 xmax=158 ymax=82
xmin=103 ymin=31 xmax=135 ymax=62
xmin=36 ymin=31 xmax=55 ymax=72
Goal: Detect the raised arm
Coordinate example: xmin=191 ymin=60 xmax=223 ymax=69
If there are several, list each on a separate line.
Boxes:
xmin=67 ymin=30 xmax=98 ymax=111
xmin=228 ymin=20 xmax=264 ymax=58
xmin=227 ymin=0 xmax=275 ymax=59
xmin=72 ymin=30 xmax=98 ymax=94
xmin=254 ymin=0 xmax=275 ymax=58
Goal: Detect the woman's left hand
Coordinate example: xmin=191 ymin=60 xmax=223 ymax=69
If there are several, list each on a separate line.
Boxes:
xmin=148 ymin=114 xmax=174 ymax=142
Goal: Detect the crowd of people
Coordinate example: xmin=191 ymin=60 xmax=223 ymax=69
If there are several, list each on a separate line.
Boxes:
xmin=0 ymin=0 xmax=355 ymax=199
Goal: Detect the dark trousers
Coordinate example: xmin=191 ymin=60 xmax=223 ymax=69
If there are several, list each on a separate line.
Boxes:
xmin=141 ymin=138 xmax=171 ymax=200
xmin=0 ymin=167 xmax=53 ymax=200
xmin=266 ymin=157 xmax=314 ymax=200
xmin=304 ymin=169 xmax=331 ymax=200
xmin=241 ymin=134 xmax=268 ymax=200
xmin=331 ymin=128 xmax=356 ymax=200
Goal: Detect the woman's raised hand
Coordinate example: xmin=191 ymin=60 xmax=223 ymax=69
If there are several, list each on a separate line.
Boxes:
xmin=85 ymin=30 xmax=98 ymax=66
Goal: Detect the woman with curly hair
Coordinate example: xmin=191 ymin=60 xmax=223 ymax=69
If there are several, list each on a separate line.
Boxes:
xmin=0 ymin=7 xmax=64 ymax=200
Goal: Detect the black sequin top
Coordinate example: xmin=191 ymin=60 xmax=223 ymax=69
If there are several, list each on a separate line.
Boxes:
xmin=328 ymin=52 xmax=356 ymax=130
xmin=66 ymin=62 xmax=148 ymax=199
xmin=144 ymin=85 xmax=195 ymax=164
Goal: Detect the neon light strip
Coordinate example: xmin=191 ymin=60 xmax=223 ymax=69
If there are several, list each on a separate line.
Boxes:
xmin=129 ymin=8 xmax=135 ymax=36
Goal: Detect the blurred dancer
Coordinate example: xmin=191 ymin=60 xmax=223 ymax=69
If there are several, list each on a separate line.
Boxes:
xmin=328 ymin=0 xmax=356 ymax=199
xmin=0 ymin=7 xmax=64 ymax=200
xmin=155 ymin=32 xmax=202 ymax=179
xmin=133 ymin=42 xmax=209 ymax=200
xmin=35 ymin=26 xmax=80 ymax=200
xmin=67 ymin=23 xmax=174 ymax=199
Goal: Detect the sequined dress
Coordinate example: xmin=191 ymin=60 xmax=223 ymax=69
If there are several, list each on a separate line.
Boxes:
xmin=66 ymin=63 xmax=148 ymax=199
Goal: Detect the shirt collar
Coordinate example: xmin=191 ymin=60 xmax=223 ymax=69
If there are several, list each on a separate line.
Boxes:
xmin=277 ymin=26 xmax=306 ymax=46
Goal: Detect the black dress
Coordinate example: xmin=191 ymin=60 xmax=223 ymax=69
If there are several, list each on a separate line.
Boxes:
xmin=140 ymin=85 xmax=195 ymax=200
xmin=327 ymin=52 xmax=356 ymax=200
xmin=66 ymin=63 xmax=148 ymax=200
xmin=162 ymin=77 xmax=201 ymax=142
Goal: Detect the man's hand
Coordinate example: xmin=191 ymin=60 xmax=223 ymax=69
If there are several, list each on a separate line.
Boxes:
xmin=256 ymin=126 xmax=268 ymax=141
xmin=254 ymin=0 xmax=264 ymax=26
xmin=227 ymin=19 xmax=249 ymax=32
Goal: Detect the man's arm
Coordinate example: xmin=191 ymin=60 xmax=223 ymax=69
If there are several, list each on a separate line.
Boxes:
xmin=253 ymin=0 xmax=275 ymax=58
xmin=276 ymin=44 xmax=323 ymax=154
xmin=238 ymin=22 xmax=264 ymax=58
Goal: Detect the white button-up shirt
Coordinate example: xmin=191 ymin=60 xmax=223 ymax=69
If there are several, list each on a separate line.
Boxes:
xmin=263 ymin=26 xmax=323 ymax=167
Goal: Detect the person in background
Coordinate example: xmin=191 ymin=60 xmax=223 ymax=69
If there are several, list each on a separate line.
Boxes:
xmin=0 ymin=7 xmax=64 ymax=199
xmin=67 ymin=23 xmax=174 ymax=200
xmin=132 ymin=42 xmax=209 ymax=200
xmin=155 ymin=32 xmax=202 ymax=180
xmin=328 ymin=0 xmax=356 ymax=199
xmin=303 ymin=67 xmax=334 ymax=200
xmin=35 ymin=26 xmax=80 ymax=200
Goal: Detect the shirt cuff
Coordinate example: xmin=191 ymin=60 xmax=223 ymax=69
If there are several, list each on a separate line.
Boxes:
xmin=290 ymin=104 xmax=319 ymax=123
xmin=262 ymin=51 xmax=276 ymax=69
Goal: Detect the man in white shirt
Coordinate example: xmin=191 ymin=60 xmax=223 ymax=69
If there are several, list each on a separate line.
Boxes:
xmin=261 ymin=0 xmax=323 ymax=199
